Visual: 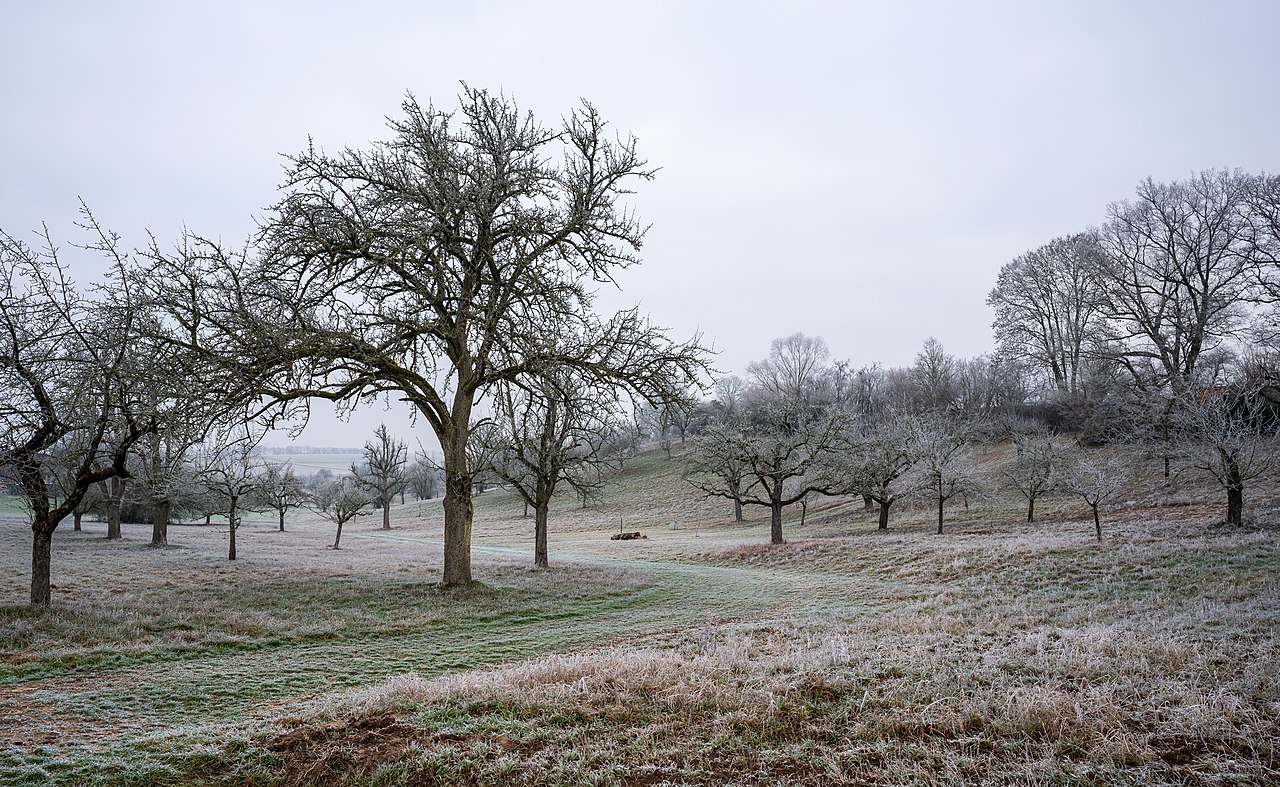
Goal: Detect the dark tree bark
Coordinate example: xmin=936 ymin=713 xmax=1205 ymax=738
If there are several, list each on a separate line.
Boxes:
xmin=30 ymin=530 xmax=53 ymax=607
xmin=770 ymin=501 xmax=784 ymax=544
xmin=534 ymin=504 xmax=550 ymax=568
xmin=937 ymin=497 xmax=945 ymax=535
xmin=150 ymin=497 xmax=171 ymax=546
xmin=878 ymin=501 xmax=891 ymax=530
xmin=106 ymin=477 xmax=125 ymax=540
xmin=333 ymin=521 xmax=344 ymax=549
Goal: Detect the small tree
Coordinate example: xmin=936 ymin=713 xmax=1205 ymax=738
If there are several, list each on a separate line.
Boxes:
xmin=909 ymin=416 xmax=978 ymax=534
xmin=197 ymin=428 xmax=263 ymax=561
xmin=1001 ymin=429 xmax=1063 ymax=523
xmin=841 ymin=420 xmax=920 ymax=530
xmin=1060 ymin=449 xmax=1128 ymax=541
xmin=315 ymin=475 xmax=370 ymax=549
xmin=1178 ymin=386 xmax=1279 ymax=525
xmin=352 ymin=424 xmax=408 ymax=531
xmin=259 ymin=461 xmax=308 ymax=531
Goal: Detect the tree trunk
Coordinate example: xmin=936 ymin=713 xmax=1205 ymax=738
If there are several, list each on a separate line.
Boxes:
xmin=1226 ymin=485 xmax=1243 ymax=525
xmin=1224 ymin=450 xmax=1243 ymax=526
xmin=769 ymin=501 xmax=784 ymax=544
xmin=227 ymin=497 xmax=238 ymax=561
xmin=30 ymin=526 xmax=53 ymax=607
xmin=1026 ymin=496 xmax=1035 ymax=523
xmin=1092 ymin=504 xmax=1102 ymax=542
xmin=937 ymin=496 xmax=945 ymax=535
xmin=382 ymin=494 xmax=392 ymax=530
xmin=106 ymin=477 xmax=125 ymax=540
xmin=279 ymin=509 xmax=286 ymax=532
xmin=73 ymin=511 xmax=82 ymax=532
xmin=862 ymin=494 xmax=874 ymax=512
xmin=150 ymin=497 xmax=171 ymax=547
xmin=524 ymin=500 xmax=529 ymax=518
xmin=799 ymin=498 xmax=808 ymax=527
xmin=534 ymin=502 xmax=549 ymax=568
xmin=877 ymin=501 xmax=890 ymax=530
xmin=733 ymin=498 xmax=743 ymax=522
xmin=442 ymin=474 xmax=473 ymax=583
xmin=333 ymin=521 xmax=344 ymax=549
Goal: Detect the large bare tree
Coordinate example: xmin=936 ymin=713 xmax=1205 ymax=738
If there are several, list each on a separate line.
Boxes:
xmin=145 ymin=88 xmax=707 ymax=585
xmin=988 ymin=232 xmax=1108 ymax=397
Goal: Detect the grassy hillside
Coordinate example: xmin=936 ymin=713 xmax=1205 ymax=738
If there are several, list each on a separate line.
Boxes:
xmin=0 ymin=445 xmax=1276 ymax=784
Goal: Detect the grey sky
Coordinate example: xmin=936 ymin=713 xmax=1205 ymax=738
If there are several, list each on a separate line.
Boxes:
xmin=4 ymin=1 xmax=1279 ymax=447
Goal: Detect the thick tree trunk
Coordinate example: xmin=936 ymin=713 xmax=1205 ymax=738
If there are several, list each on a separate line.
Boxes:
xmin=1092 ymin=505 xmax=1102 ymax=542
xmin=534 ymin=502 xmax=549 ymax=568
xmin=382 ymin=494 xmax=392 ymax=530
xmin=862 ymin=494 xmax=874 ymax=512
xmin=799 ymin=498 xmax=808 ymax=527
xmin=1026 ymin=497 xmax=1035 ymax=523
xmin=1226 ymin=485 xmax=1243 ymax=525
xmin=333 ymin=521 xmax=344 ymax=549
xmin=30 ymin=526 xmax=53 ymax=606
xmin=937 ymin=496 xmax=945 ymax=535
xmin=279 ymin=509 xmax=286 ymax=532
xmin=73 ymin=511 xmax=82 ymax=532
xmin=878 ymin=501 xmax=890 ymax=530
xmin=106 ymin=477 xmax=125 ymax=540
xmin=733 ymin=498 xmax=743 ymax=522
xmin=770 ymin=501 xmax=784 ymax=544
xmin=150 ymin=497 xmax=171 ymax=547
xmin=442 ymin=475 xmax=473 ymax=583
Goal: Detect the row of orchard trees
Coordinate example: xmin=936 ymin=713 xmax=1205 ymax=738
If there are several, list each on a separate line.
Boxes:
xmin=1 ymin=86 xmax=706 ymax=605
xmin=689 ymin=328 xmax=1278 ymax=544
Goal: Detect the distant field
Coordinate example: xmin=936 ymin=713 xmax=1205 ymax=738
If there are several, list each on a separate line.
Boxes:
xmin=257 ymin=452 xmax=361 ymax=477
xmin=0 ymin=445 xmax=1276 ymax=784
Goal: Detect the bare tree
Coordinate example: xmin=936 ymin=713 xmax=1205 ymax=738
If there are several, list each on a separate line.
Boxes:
xmin=0 ymin=218 xmax=155 ymax=605
xmin=689 ymin=396 xmax=844 ymax=544
xmin=353 ymin=424 xmax=408 ymax=531
xmin=840 ymin=419 xmax=920 ymax=530
xmin=149 ymin=87 xmax=708 ymax=585
xmin=1177 ymin=385 xmax=1279 ymax=525
xmin=909 ymin=415 xmax=979 ymax=534
xmin=259 ymin=461 xmax=308 ymax=532
xmin=196 ymin=428 xmax=263 ymax=561
xmin=1100 ymin=170 xmax=1260 ymax=395
xmin=315 ymin=475 xmax=371 ymax=549
xmin=1059 ymin=449 xmax=1129 ymax=541
xmin=988 ymin=233 xmax=1108 ymax=397
xmin=1001 ymin=429 xmax=1064 ymax=523
xmin=407 ymin=455 xmax=442 ymax=501
xmin=910 ymin=337 xmax=959 ymax=412
xmin=481 ymin=369 xmax=619 ymax=567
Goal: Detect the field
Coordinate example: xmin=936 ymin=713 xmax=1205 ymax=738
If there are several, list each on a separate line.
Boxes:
xmin=0 ymin=448 xmax=1277 ymax=785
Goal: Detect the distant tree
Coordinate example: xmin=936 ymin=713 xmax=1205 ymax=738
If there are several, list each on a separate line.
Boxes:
xmin=353 ymin=424 xmax=408 ymax=531
xmin=1176 ymin=384 xmax=1279 ymax=525
xmin=481 ymin=369 xmax=620 ymax=567
xmin=910 ymin=338 xmax=959 ymax=411
xmin=988 ymin=233 xmax=1108 ymax=397
xmin=196 ymin=428 xmax=263 ymax=561
xmin=1059 ymin=449 xmax=1129 ymax=541
xmin=407 ymin=456 xmax=442 ymax=501
xmin=1001 ymin=429 xmax=1064 ymax=523
xmin=1100 ymin=170 xmax=1259 ymax=396
xmin=909 ymin=415 xmax=979 ymax=534
xmin=259 ymin=461 xmax=308 ymax=532
xmin=315 ymin=475 xmax=371 ymax=549
xmin=840 ymin=420 xmax=920 ymax=530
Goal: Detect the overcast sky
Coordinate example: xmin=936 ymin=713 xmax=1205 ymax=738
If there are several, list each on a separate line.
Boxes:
xmin=4 ymin=1 xmax=1279 ymax=448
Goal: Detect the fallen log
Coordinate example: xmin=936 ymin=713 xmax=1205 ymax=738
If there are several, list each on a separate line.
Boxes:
xmin=610 ymin=531 xmax=646 ymax=541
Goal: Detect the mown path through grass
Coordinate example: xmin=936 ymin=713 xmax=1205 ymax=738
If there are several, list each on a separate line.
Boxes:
xmin=0 ymin=518 xmax=914 ymax=784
